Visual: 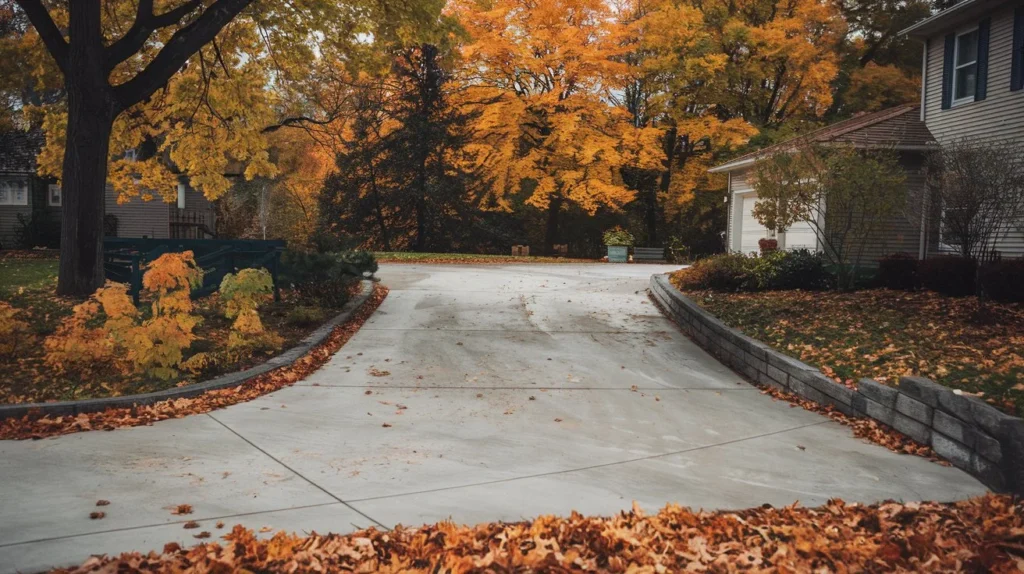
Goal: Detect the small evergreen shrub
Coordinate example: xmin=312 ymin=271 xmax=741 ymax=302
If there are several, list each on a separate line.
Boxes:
xmin=919 ymin=256 xmax=976 ymax=297
xmin=281 ymin=250 xmax=373 ymax=307
xmin=979 ymin=259 xmax=1024 ymax=302
xmin=878 ymin=252 xmax=919 ymax=291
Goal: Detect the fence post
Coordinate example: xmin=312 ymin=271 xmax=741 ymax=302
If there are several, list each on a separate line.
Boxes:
xmin=130 ymin=254 xmax=142 ymax=305
xmin=271 ymin=249 xmax=281 ymax=302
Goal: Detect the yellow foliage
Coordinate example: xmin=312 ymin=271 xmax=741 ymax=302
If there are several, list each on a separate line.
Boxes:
xmin=0 ymin=302 xmax=33 ymax=358
xmin=220 ymin=268 xmax=282 ymax=357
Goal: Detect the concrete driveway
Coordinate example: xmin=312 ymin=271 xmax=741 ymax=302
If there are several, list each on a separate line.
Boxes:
xmin=0 ymin=263 xmax=986 ymax=572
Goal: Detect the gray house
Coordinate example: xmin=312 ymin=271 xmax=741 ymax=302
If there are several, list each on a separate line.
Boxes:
xmin=712 ymin=0 xmax=1024 ymax=261
xmin=0 ymin=130 xmax=217 ymax=249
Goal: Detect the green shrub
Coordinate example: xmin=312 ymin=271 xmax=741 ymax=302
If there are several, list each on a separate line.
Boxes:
xmin=281 ymin=250 xmax=372 ymax=308
xmin=285 ymin=306 xmax=328 ymax=327
xmin=979 ymin=259 xmax=1024 ymax=302
xmin=675 ymin=250 xmax=834 ymax=292
xmin=919 ymin=256 xmax=976 ymax=297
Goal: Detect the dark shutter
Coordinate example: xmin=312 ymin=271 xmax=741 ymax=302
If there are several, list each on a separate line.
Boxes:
xmin=1013 ymin=7 xmax=1024 ymax=91
xmin=975 ymin=18 xmax=990 ymax=101
xmin=942 ymin=33 xmax=955 ymax=109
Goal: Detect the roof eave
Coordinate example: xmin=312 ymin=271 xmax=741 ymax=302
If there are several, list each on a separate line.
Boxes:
xmin=899 ymin=0 xmax=1007 ymax=39
xmin=707 ymin=142 xmax=939 ymax=174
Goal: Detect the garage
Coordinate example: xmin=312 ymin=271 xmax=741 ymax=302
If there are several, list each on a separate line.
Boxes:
xmin=740 ymin=194 xmax=769 ymax=254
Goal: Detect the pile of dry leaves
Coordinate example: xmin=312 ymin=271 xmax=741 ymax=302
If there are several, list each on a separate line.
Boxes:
xmin=58 ymin=495 xmax=1024 ymax=573
xmin=0 ymin=285 xmax=388 ymax=440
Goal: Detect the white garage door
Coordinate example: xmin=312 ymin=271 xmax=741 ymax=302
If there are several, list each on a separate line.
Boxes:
xmin=740 ymin=195 xmax=768 ymax=254
xmin=784 ymin=219 xmax=817 ymax=251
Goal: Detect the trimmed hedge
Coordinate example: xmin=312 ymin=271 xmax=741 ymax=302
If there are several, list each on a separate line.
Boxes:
xmin=919 ymin=256 xmax=977 ymax=297
xmin=980 ymin=259 xmax=1024 ymax=303
xmin=877 ymin=252 xmax=919 ymax=291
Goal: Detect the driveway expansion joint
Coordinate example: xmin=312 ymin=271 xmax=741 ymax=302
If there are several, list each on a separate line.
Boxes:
xmin=206 ymin=413 xmax=386 ymax=529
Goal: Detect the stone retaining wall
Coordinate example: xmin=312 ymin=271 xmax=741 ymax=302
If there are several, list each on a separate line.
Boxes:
xmin=650 ymin=274 xmax=1023 ymax=493
xmin=0 ymin=281 xmax=376 ymax=421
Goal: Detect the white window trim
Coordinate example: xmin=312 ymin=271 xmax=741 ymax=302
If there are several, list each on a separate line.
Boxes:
xmin=952 ymin=26 xmax=979 ymax=106
xmin=0 ymin=177 xmax=29 ymax=206
xmin=47 ymin=183 xmax=61 ymax=207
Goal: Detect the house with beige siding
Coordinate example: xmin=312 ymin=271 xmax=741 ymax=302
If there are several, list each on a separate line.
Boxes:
xmin=712 ymin=0 xmax=1024 ymax=262
xmin=0 ymin=130 xmax=218 ymax=249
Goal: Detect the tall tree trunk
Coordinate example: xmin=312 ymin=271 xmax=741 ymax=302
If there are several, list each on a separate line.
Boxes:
xmin=655 ymin=127 xmax=677 ymax=245
xmin=644 ymin=187 xmax=659 ymax=246
xmin=544 ymin=195 xmax=563 ymax=254
xmin=57 ymin=0 xmax=116 ymax=296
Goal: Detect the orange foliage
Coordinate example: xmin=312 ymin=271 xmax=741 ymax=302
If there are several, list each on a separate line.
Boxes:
xmin=53 ymin=494 xmax=1024 ymax=573
xmin=0 ymin=301 xmax=33 ymax=358
xmin=43 ymin=283 xmax=137 ymax=382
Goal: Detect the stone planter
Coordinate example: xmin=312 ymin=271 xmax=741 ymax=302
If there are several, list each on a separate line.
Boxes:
xmin=606 ymin=245 xmax=629 ymax=263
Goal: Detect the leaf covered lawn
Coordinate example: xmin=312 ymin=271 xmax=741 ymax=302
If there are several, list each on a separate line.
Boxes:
xmin=680 ymin=285 xmax=1024 ymax=416
xmin=57 ymin=495 xmax=1024 ymax=573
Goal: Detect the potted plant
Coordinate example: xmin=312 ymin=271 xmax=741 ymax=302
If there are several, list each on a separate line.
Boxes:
xmin=603 ymin=227 xmax=634 ymax=263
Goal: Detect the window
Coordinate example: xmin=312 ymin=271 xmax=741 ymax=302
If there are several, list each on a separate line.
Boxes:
xmin=124 ymin=148 xmax=139 ymax=161
xmin=176 ymin=183 xmax=186 ymax=209
xmin=48 ymin=184 xmax=61 ymax=207
xmin=0 ymin=177 xmax=29 ymax=206
xmin=953 ymin=28 xmax=978 ymax=103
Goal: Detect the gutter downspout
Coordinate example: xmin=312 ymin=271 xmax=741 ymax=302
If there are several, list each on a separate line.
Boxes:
xmin=920 ymin=39 xmax=928 ymax=122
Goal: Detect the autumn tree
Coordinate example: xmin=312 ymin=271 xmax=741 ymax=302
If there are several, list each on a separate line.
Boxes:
xmin=611 ymin=0 xmax=754 ymax=245
xmin=751 ymin=144 xmax=906 ymax=289
xmin=696 ymin=0 xmax=846 ymax=128
xmin=12 ymin=0 xmax=443 ymax=295
xmin=454 ymin=0 xmax=637 ymax=253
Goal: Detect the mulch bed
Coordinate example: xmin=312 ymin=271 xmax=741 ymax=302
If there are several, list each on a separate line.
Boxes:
xmin=56 ymin=494 xmax=1024 ymax=572
xmin=0 ymin=285 xmax=388 ymax=440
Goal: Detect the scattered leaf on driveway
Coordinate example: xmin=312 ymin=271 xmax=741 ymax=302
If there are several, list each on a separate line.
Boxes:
xmin=95 ymin=500 xmax=110 ymax=506
xmin=89 ymin=512 xmax=105 ymax=520
xmin=183 ymin=521 xmax=200 ymax=529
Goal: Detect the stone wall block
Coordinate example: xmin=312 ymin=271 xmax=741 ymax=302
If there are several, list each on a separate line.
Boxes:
xmin=857 ymin=379 xmax=899 ymax=409
xmin=895 ymin=393 xmax=934 ymax=426
xmin=898 ymin=376 xmax=946 ymax=408
xmin=892 ymin=412 xmax=932 ymax=445
xmin=931 ymin=433 xmax=972 ymax=470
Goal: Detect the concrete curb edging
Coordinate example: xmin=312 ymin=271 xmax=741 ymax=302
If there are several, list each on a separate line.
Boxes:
xmin=0 ymin=280 xmax=376 ymax=422
xmin=650 ymin=273 xmax=1024 ymax=494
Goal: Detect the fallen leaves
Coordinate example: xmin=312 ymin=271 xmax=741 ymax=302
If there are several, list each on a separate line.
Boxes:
xmin=170 ymin=504 xmax=193 ymax=515
xmin=183 ymin=521 xmax=200 ymax=529
xmin=192 ymin=532 xmax=210 ymax=539
xmin=0 ymin=286 xmax=389 ymax=440
xmin=367 ymin=367 xmax=390 ymax=377
xmin=89 ymin=512 xmax=105 ymax=520
xmin=682 ymin=287 xmax=1024 ymax=416
xmin=95 ymin=500 xmax=109 ymax=507
xmin=55 ymin=495 xmax=1024 ymax=573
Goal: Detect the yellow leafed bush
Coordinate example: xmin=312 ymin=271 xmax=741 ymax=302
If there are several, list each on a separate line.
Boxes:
xmin=0 ymin=302 xmax=33 ymax=358
xmin=220 ymin=268 xmax=282 ymax=357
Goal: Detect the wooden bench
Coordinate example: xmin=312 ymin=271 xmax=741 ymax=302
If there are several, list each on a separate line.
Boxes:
xmin=633 ymin=247 xmax=666 ymax=262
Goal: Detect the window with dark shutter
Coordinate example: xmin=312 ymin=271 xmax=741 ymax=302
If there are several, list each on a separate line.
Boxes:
xmin=942 ymin=33 xmax=955 ymax=109
xmin=975 ymin=18 xmax=990 ymax=100
xmin=1013 ymin=7 xmax=1024 ymax=91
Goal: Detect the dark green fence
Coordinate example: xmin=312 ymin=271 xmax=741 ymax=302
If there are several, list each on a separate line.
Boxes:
xmin=104 ymin=238 xmax=286 ymax=304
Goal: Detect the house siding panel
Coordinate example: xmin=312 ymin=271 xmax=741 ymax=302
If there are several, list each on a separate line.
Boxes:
xmin=106 ymin=185 xmax=170 ymax=239
xmin=924 ymin=6 xmax=1024 ymax=143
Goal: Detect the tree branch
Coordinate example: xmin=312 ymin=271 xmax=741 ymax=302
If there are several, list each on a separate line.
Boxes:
xmin=106 ymin=0 xmax=204 ymax=71
xmin=14 ymin=0 xmax=69 ymax=75
xmin=113 ymin=0 xmax=255 ymax=111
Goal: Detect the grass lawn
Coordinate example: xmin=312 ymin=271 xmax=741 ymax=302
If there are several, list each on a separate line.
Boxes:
xmin=676 ymin=283 xmax=1024 ymax=417
xmin=0 ymin=256 xmax=356 ymax=404
xmin=0 ymin=257 xmax=58 ymax=295
xmin=374 ymin=251 xmax=596 ymax=263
